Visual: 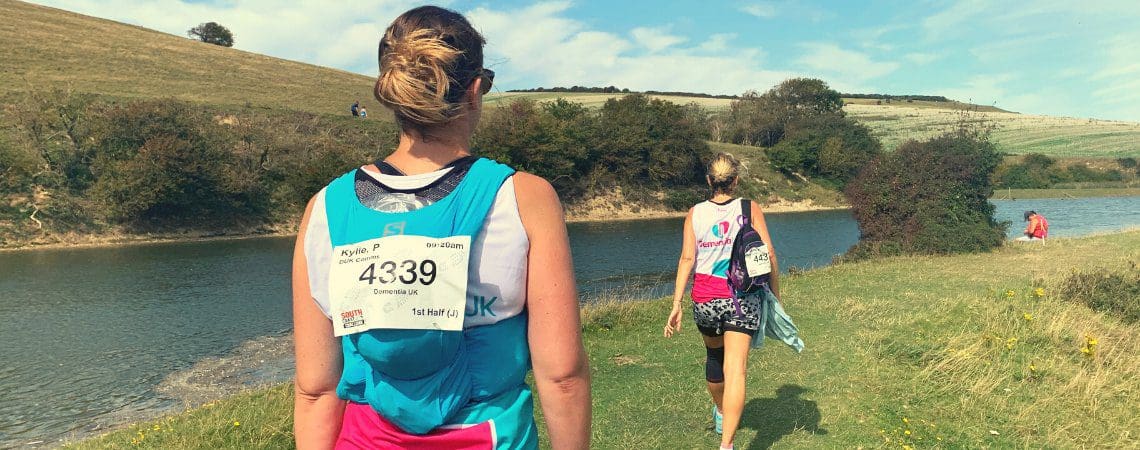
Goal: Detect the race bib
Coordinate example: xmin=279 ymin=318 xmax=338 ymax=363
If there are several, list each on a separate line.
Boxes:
xmin=328 ymin=235 xmax=470 ymax=337
xmin=744 ymin=244 xmax=772 ymax=277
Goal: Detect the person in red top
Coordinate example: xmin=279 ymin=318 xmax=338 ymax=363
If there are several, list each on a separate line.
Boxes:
xmin=1016 ymin=210 xmax=1049 ymax=241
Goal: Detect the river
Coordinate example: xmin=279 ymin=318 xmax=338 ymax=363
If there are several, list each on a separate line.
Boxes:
xmin=0 ymin=197 xmax=1136 ymax=447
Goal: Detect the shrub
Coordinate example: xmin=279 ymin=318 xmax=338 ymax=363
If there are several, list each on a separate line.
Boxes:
xmin=843 ymin=126 xmax=1007 ymax=260
xmin=766 ymin=114 xmax=880 ymax=188
xmin=1117 ymin=157 xmax=1138 ymax=172
xmin=88 ymin=100 xmax=267 ymax=227
xmin=663 ymin=188 xmax=705 ymax=211
xmin=1055 ymin=264 xmax=1140 ymax=324
xmin=0 ymin=134 xmax=41 ymax=192
xmin=475 ymin=95 xmax=710 ymax=201
xmin=716 ymin=78 xmax=844 ymax=147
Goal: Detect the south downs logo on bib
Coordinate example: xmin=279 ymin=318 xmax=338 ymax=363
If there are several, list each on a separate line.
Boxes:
xmin=328 ymin=234 xmax=471 ymax=337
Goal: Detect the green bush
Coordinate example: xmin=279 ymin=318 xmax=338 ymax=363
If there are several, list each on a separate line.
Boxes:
xmin=0 ymin=133 xmax=41 ymax=192
xmin=843 ymin=126 xmax=1007 ymax=260
xmin=716 ymin=78 xmax=844 ymax=148
xmin=766 ymin=114 xmax=880 ymax=188
xmin=1056 ymin=264 xmax=1140 ymax=324
xmin=1117 ymin=157 xmax=1138 ymax=172
xmin=995 ymin=154 xmax=1130 ymax=188
xmin=663 ymin=188 xmax=705 ymax=211
xmin=475 ymin=95 xmax=710 ymax=201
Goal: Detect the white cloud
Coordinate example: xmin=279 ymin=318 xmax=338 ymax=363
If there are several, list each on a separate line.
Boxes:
xmin=918 ymin=0 xmax=1140 ymax=120
xmin=27 ymin=0 xmax=426 ymax=75
xmin=1090 ymin=33 xmax=1140 ymax=110
xmin=921 ymin=0 xmax=990 ymax=41
xmin=904 ymin=53 xmax=939 ymax=65
xmin=697 ymin=33 xmax=736 ymax=53
xmin=469 ymin=3 xmax=797 ymax=95
xmin=630 ymin=27 xmax=687 ymax=53
xmin=794 ymin=43 xmax=900 ymax=91
xmin=740 ymin=4 xmax=777 ymax=19
xmin=938 ymin=73 xmax=1027 ymax=109
xmin=938 ymin=72 xmax=1074 ymax=117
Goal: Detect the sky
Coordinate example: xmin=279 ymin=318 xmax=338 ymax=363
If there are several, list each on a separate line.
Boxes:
xmin=26 ymin=0 xmax=1140 ymax=121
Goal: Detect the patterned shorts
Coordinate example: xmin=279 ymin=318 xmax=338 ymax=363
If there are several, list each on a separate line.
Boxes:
xmin=692 ymin=293 xmax=763 ymax=337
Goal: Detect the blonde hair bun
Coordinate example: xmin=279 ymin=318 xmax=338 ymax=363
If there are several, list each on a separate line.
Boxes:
xmin=708 ymin=152 xmax=741 ymax=193
xmin=376 ymin=28 xmax=461 ymax=125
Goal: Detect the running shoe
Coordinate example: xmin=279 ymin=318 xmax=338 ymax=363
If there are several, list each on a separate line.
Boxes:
xmin=713 ymin=405 xmax=723 ymax=434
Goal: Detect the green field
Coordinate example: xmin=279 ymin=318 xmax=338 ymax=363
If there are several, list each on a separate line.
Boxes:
xmin=68 ymin=231 xmax=1140 ymax=449
xmin=845 ymin=104 xmax=1140 ymax=158
xmin=491 ymin=92 xmax=1140 ymax=159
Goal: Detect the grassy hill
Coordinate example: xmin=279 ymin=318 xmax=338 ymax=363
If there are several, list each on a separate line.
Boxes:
xmin=67 ymin=230 xmax=1140 ymax=448
xmin=493 ymin=92 xmax=1140 ymax=159
xmin=846 ymin=103 xmax=1140 ymax=158
xmin=6 ymin=0 xmax=1136 ymax=160
xmin=0 ymin=0 xmax=379 ymax=115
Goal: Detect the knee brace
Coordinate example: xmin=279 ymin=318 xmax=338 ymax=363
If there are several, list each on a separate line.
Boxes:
xmin=705 ymin=346 xmax=725 ymax=383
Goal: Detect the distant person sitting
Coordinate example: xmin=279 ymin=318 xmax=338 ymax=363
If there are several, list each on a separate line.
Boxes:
xmin=1015 ymin=210 xmax=1049 ymax=242
xmin=359 ymin=106 xmax=367 ymax=118
xmin=350 ymin=100 xmax=360 ymax=117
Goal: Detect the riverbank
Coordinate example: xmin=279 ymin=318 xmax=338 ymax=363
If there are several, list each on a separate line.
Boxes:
xmin=989 ymin=187 xmax=1140 ymax=200
xmin=2 ymin=197 xmax=846 ymax=251
xmin=65 ymin=230 xmax=1140 ymax=449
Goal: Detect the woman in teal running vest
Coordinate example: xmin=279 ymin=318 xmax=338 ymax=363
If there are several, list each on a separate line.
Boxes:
xmin=292 ymin=6 xmax=591 ymax=449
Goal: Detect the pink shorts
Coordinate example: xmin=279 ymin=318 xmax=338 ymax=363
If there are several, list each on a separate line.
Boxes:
xmin=335 ymin=402 xmax=496 ymax=450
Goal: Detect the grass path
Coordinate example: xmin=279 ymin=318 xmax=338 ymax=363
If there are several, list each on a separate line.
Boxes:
xmin=69 ymin=231 xmax=1140 ymax=449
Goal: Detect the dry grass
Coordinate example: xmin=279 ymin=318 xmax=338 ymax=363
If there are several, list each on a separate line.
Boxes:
xmin=845 ymin=104 xmax=1140 ymax=158
xmin=0 ymin=0 xmax=381 ymax=116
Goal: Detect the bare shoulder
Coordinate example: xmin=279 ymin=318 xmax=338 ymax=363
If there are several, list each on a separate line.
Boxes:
xmin=511 ymin=171 xmax=564 ymax=229
xmin=512 ymin=171 xmax=562 ymax=209
xmin=512 ymin=171 xmax=557 ymax=199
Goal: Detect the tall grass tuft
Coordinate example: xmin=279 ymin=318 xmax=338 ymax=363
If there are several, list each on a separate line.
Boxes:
xmin=1055 ymin=261 xmax=1140 ymax=324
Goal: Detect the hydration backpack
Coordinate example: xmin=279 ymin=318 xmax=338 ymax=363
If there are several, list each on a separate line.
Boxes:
xmin=727 ymin=199 xmax=772 ymax=295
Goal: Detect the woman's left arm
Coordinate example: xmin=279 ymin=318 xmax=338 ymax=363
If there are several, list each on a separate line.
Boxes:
xmin=293 ymin=196 xmax=346 ymax=450
xmin=750 ymin=201 xmax=780 ymax=298
xmin=514 ymin=172 xmax=591 ymax=450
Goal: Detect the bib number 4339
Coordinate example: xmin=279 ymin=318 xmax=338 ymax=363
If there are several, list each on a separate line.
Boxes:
xmin=357 ymin=259 xmax=437 ymax=286
xmin=328 ymin=235 xmax=470 ymax=336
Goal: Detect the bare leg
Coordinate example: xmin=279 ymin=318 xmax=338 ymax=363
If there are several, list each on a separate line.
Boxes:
xmin=702 ymin=335 xmax=725 ymax=413
xmin=719 ymin=330 xmax=752 ymax=448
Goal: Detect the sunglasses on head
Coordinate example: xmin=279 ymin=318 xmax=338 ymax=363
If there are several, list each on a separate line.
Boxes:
xmin=474 ymin=68 xmax=494 ymax=94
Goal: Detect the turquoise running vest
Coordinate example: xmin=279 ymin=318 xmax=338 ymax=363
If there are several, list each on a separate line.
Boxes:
xmin=323 ymin=158 xmax=535 ymax=445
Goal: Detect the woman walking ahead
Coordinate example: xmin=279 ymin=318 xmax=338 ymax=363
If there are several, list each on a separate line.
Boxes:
xmin=665 ymin=153 xmax=780 ymax=450
xmin=292 ymin=6 xmax=590 ymax=449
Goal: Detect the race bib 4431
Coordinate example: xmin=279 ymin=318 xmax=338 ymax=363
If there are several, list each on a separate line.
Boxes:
xmin=328 ymin=235 xmax=470 ymax=336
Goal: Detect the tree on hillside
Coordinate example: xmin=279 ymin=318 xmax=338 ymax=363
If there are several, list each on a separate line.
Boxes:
xmin=187 ymin=22 xmax=234 ymax=47
xmin=718 ymin=78 xmax=845 ymax=147
xmin=765 ymin=77 xmax=844 ymax=119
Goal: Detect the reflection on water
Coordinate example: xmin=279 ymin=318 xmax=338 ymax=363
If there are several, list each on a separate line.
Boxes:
xmin=0 ymin=238 xmax=294 ymax=447
xmin=992 ymin=196 xmax=1140 ymax=238
xmin=0 ymin=197 xmax=1136 ymax=447
xmin=568 ymin=209 xmax=860 ymax=300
